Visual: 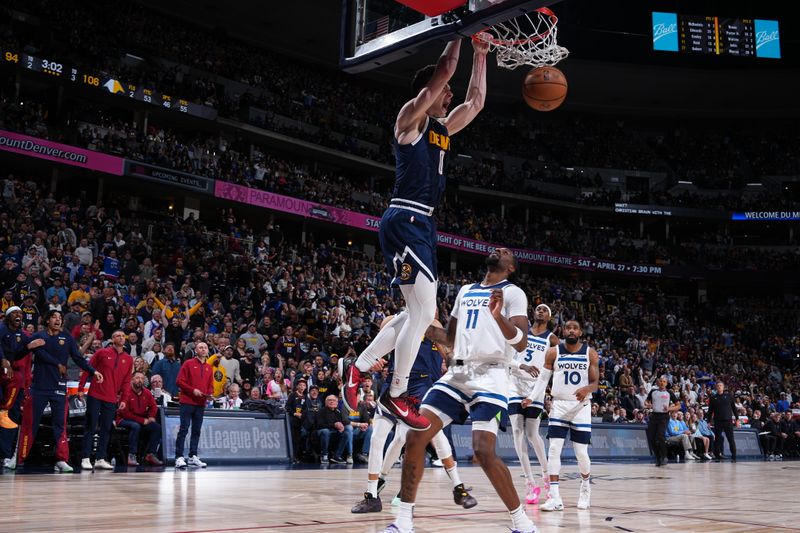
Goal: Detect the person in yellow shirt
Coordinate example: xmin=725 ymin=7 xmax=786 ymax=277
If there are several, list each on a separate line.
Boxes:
xmin=152 ymin=294 xmax=204 ymax=321
xmin=206 ymin=352 xmax=228 ymax=398
xmin=1 ymin=290 xmax=15 ymax=312
xmin=67 ymin=279 xmax=91 ymax=311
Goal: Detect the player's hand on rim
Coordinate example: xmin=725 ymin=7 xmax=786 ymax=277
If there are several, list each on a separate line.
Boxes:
xmin=472 ymin=31 xmax=491 ymax=55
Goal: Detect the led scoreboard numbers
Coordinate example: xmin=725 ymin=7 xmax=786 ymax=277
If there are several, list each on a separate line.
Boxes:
xmin=652 ymin=12 xmax=780 ymax=59
xmin=1 ymin=49 xmax=217 ymax=120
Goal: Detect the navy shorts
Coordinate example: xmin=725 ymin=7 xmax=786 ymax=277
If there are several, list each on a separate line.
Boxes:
xmin=508 ymin=401 xmax=543 ymax=419
xmin=379 ymin=207 xmax=437 ymax=286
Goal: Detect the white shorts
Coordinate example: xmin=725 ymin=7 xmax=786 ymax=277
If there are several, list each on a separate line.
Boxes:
xmin=547 ymin=399 xmax=591 ymax=444
xmin=422 ymin=362 xmax=510 ymax=430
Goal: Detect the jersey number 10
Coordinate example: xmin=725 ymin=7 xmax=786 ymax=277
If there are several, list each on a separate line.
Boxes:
xmin=563 ymin=371 xmax=582 ymax=385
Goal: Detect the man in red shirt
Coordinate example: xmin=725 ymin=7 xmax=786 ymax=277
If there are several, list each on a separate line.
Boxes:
xmin=175 ymin=341 xmax=213 ymax=468
xmin=78 ymin=330 xmax=133 ymax=470
xmin=117 ymin=371 xmax=162 ymax=466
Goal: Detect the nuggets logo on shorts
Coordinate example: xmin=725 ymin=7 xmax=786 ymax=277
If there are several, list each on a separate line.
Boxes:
xmin=400 ymin=262 xmax=412 ymax=281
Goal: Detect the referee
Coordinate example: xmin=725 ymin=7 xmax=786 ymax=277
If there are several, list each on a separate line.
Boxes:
xmin=707 ymin=380 xmax=737 ymax=462
xmin=645 ymin=377 xmax=679 ymax=467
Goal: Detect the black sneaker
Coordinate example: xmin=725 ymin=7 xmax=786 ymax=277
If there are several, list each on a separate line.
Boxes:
xmin=329 ymin=456 xmax=345 ymax=464
xmin=355 ymin=453 xmax=369 ymax=464
xmin=377 ymin=477 xmax=387 ymax=495
xmin=453 ymin=483 xmax=478 ymax=509
xmin=351 ymin=492 xmax=382 ymax=513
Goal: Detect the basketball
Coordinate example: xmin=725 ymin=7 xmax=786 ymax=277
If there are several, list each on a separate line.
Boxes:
xmin=523 ymin=66 xmax=568 ymax=111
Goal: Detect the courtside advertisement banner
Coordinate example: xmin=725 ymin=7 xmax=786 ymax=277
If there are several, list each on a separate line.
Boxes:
xmin=451 ymin=423 xmax=761 ymax=460
xmin=162 ymin=411 xmax=291 ymax=464
xmin=215 ymin=181 xmax=669 ymax=277
xmin=0 ymin=130 xmax=124 ymax=175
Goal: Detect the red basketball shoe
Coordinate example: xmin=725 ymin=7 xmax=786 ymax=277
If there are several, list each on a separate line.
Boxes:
xmin=379 ymin=391 xmax=430 ymax=431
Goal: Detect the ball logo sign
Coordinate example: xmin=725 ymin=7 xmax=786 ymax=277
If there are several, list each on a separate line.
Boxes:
xmin=652 ymin=12 xmax=679 ymax=52
xmin=754 ymin=19 xmax=780 ymax=58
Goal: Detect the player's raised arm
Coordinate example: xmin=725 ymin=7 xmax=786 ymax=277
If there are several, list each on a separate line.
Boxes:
xmin=395 ymin=39 xmax=462 ymax=144
xmin=442 ymin=33 xmax=489 ymax=136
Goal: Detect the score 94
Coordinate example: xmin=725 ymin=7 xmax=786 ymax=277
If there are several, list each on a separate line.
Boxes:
xmin=4 ymin=52 xmax=19 ymax=63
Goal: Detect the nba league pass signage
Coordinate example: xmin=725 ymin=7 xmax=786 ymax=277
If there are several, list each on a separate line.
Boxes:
xmin=162 ymin=409 xmax=291 ymax=464
xmin=215 ymin=181 xmax=670 ymax=278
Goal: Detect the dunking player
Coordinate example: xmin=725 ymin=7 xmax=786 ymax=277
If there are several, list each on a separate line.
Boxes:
xmin=350 ymin=316 xmax=476 ymax=513
xmin=381 ymin=248 xmax=538 ymax=533
xmin=509 ymin=304 xmax=558 ymax=504
xmin=528 ymin=319 xmax=599 ymax=511
xmin=343 ymin=34 xmax=490 ymax=430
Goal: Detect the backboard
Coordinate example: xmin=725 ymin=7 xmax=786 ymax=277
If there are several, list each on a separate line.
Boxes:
xmin=340 ymin=0 xmax=560 ymax=72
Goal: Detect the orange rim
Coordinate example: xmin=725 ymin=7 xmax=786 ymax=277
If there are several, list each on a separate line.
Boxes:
xmin=472 ymin=6 xmax=558 ymax=46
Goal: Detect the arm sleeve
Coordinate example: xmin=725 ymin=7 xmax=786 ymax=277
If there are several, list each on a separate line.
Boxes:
xmin=527 ymin=367 xmax=552 ymax=402
xmin=504 ymin=285 xmax=528 ymax=319
xmin=119 ymin=357 xmax=132 ymax=399
xmin=78 ymin=351 xmax=100 ymax=390
xmin=450 ymin=285 xmax=466 ymax=318
xmin=176 ymin=363 xmax=193 ymax=396
xmin=68 ymin=337 xmax=95 ymax=373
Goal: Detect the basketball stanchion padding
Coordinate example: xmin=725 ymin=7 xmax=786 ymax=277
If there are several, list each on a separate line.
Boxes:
xmin=395 ymin=0 xmax=466 ymax=17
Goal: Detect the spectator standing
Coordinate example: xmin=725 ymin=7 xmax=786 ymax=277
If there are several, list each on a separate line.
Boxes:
xmin=151 ymin=343 xmax=181 ymax=396
xmin=78 ymin=330 xmax=133 ymax=470
xmin=174 ymin=341 xmax=213 ymax=468
xmin=116 ymin=371 xmax=163 ymax=466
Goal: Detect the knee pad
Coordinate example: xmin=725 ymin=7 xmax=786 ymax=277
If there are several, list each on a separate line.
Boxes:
xmin=574 ymin=442 xmax=591 ymax=475
xmin=431 ymin=430 xmax=452 ymax=460
xmin=548 ymin=438 xmax=565 ymax=476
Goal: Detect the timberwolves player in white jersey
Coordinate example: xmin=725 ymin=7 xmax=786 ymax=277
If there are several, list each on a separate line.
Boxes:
xmin=529 ymin=319 xmax=599 ymax=511
xmin=380 ymin=248 xmax=539 ymax=533
xmin=509 ymin=304 xmax=558 ymax=504
xmin=343 ymin=35 xmax=490 ymax=432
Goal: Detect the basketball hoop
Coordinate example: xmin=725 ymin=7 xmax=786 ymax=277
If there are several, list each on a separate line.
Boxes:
xmin=473 ymin=7 xmax=569 ymax=70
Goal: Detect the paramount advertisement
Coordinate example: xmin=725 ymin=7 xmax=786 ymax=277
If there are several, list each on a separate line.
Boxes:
xmin=215 ymin=181 xmax=670 ymax=277
xmin=161 ymin=409 xmax=291 ymax=464
xmin=0 ymin=129 xmax=124 ymax=175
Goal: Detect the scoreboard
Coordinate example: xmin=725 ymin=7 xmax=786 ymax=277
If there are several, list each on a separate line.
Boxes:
xmin=1 ymin=48 xmax=218 ymax=120
xmin=652 ymin=12 xmax=780 ymax=59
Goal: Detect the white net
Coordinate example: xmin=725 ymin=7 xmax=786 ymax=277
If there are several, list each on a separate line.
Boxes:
xmin=481 ymin=8 xmax=569 ymax=70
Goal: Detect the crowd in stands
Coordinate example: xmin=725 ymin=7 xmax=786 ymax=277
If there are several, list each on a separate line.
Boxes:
xmin=0 ymin=173 xmax=798 ymax=465
xmin=4 ymin=0 xmax=800 ymax=192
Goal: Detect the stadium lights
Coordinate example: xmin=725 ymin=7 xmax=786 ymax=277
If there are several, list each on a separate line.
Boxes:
xmin=678 ymin=180 xmax=693 ymax=185
xmin=746 ymin=183 xmax=763 ymax=186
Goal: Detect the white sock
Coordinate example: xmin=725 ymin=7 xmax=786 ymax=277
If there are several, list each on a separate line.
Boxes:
xmin=445 ymin=465 xmax=462 ymax=488
xmin=550 ymin=481 xmax=560 ymax=500
xmin=397 ymin=501 xmax=414 ymax=532
xmin=367 ymin=478 xmax=379 ymax=498
xmin=510 ymin=505 xmax=535 ymax=531
xmin=355 ymin=313 xmax=407 ymax=372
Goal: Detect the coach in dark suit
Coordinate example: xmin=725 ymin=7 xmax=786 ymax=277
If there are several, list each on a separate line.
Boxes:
xmin=707 ymin=381 xmax=737 ymax=462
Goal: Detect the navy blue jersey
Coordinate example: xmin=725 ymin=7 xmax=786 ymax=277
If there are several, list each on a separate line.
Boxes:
xmin=392 ymin=117 xmax=450 ymax=210
xmin=0 ymin=323 xmax=27 ymax=361
xmin=387 ymin=338 xmax=444 ymax=382
xmin=30 ymin=330 xmax=95 ymax=391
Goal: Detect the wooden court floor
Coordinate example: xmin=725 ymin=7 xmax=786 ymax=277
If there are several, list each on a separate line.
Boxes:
xmin=1 ymin=460 xmax=798 ymax=532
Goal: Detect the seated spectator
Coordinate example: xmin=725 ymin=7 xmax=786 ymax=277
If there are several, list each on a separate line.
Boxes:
xmin=688 ymin=413 xmax=713 ymax=460
xmin=314 ymin=394 xmax=350 ymax=464
xmin=220 ymin=383 xmax=243 ymax=410
xmin=149 ymin=374 xmax=172 ymax=406
xmin=666 ymin=411 xmax=699 ymax=461
xmin=117 ymin=371 xmax=163 ymax=466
